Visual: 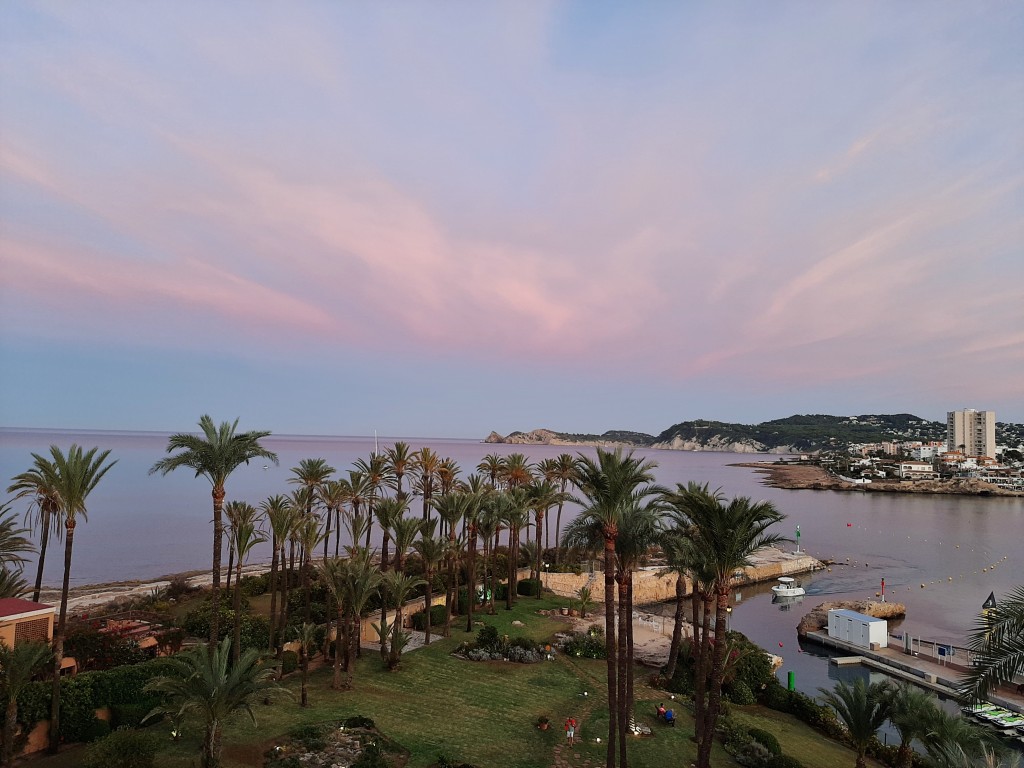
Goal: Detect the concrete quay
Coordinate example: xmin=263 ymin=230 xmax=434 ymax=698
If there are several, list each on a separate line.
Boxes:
xmin=542 ymin=547 xmax=823 ymax=604
xmin=803 ymin=629 xmax=1024 ymax=715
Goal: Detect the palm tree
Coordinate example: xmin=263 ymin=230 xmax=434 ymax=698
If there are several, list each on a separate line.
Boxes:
xmin=475 ymin=502 xmax=500 ymax=615
xmin=319 ymin=479 xmax=347 ymax=560
xmin=354 ymin=454 xmax=393 ymax=549
xmin=0 ymin=569 xmax=28 ymax=600
xmin=223 ymin=500 xmax=258 ymax=596
xmin=342 ymin=550 xmax=382 ymax=687
xmin=296 ymin=516 xmax=325 ymax=625
xmin=543 ymin=453 xmax=579 ymax=562
xmin=0 ymin=504 xmax=32 ymax=572
xmin=379 ymin=571 xmax=426 ymax=670
xmin=6 ymin=464 xmax=62 ymax=602
xmin=318 ymin=556 xmax=349 ymax=690
xmin=293 ymin=622 xmax=318 ymax=707
xmin=150 ymin=416 xmax=277 ymax=647
xmin=412 ymin=447 xmax=441 ymax=521
xmin=888 ymin=682 xmax=940 ymax=768
xmin=676 ymin=485 xmax=788 ymax=768
xmin=412 ymin=531 xmax=445 ymax=644
xmin=959 ymin=584 xmax=1024 ymax=702
xmin=144 ymin=637 xmax=290 ymax=768
xmin=477 ymin=453 xmax=505 ymax=489
xmin=433 ymin=493 xmax=469 ymax=636
xmin=229 ymin=513 xmax=266 ymax=663
xmin=385 ymin=442 xmax=413 ymax=502
xmin=0 ymin=640 xmax=51 ymax=767
xmin=260 ymin=495 xmax=295 ymax=653
xmin=563 ymin=447 xmax=659 ymax=768
xmin=436 ymin=458 xmax=461 ymax=498
xmin=922 ymin=706 xmax=999 ymax=768
xmin=818 ymin=679 xmax=893 ymax=768
xmin=35 ymin=444 xmax=116 ymax=753
xmin=498 ymin=490 xmax=530 ymax=611
xmin=526 ymin=480 xmax=560 ymax=595
xmin=374 ymin=497 xmax=406 ymax=573
xmin=658 ymin=526 xmax=699 ymax=680
xmin=390 ymin=514 xmax=422 ymax=574
xmin=500 ymin=453 xmax=534 ymax=490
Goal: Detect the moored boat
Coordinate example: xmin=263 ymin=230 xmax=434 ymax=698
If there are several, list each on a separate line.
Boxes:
xmin=771 ymin=576 xmax=806 ymax=597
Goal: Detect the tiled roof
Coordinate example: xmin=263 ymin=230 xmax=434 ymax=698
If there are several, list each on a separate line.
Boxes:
xmin=0 ymin=597 xmax=54 ymax=618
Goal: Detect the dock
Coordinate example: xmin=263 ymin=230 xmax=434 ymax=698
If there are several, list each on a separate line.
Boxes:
xmin=804 ymin=629 xmax=1024 ymax=714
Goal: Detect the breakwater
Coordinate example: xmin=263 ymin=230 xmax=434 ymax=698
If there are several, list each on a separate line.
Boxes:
xmin=542 ymin=547 xmax=822 ymax=604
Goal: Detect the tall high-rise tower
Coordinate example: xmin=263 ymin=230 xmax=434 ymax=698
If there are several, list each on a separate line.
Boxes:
xmin=946 ymin=409 xmax=996 ymax=458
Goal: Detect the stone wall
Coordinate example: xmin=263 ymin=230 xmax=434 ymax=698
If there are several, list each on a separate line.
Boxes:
xmin=542 ymin=551 xmax=822 ymax=605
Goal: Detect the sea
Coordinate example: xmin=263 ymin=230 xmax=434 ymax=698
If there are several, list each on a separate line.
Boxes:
xmin=3 ymin=427 xmax=1022 ymax=701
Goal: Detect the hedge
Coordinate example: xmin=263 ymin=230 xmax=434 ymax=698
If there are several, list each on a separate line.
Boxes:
xmin=410 ymin=604 xmax=448 ymax=631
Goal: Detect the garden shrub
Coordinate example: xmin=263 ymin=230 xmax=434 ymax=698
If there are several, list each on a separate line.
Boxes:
xmin=342 ymin=715 xmax=375 ymax=729
xmin=729 ymin=634 xmax=776 ymax=692
xmin=281 ymin=650 xmax=299 ymax=675
xmin=58 ymin=676 xmax=98 ymax=742
xmin=735 ymin=741 xmax=773 ymax=768
xmin=80 ymin=717 xmax=111 ymax=743
xmin=494 ymin=583 xmax=509 ymax=601
xmin=516 ymin=578 xmax=541 ymax=597
xmin=410 ymin=604 xmax=448 ymax=631
xmin=82 ymin=727 xmax=160 ymax=768
xmin=475 ymin=624 xmax=500 ymax=650
xmin=352 ymin=741 xmax=388 ymax=768
xmin=64 ymin=621 xmax=151 ymax=672
xmin=727 ymin=680 xmax=756 ymax=705
xmin=747 ymin=727 xmax=781 ymax=756
xmin=767 ymin=755 xmax=804 ymax=768
xmin=111 ymin=701 xmax=161 ymax=729
xmin=165 ymin=575 xmax=198 ymax=601
xmin=560 ymin=631 xmax=606 ymax=659
xmin=240 ymin=573 xmax=270 ymax=596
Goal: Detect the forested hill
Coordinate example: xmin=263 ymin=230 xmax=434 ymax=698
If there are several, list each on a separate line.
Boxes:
xmin=652 ymin=414 xmax=945 ymax=452
xmin=486 ymin=414 xmax=1023 ymax=452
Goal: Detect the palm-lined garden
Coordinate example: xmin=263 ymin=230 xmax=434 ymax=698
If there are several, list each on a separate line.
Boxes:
xmin=3 ymin=419 xmax=1021 ymax=768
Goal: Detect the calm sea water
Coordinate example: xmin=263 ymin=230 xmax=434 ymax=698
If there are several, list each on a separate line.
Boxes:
xmin=3 ymin=427 xmax=1022 ymax=694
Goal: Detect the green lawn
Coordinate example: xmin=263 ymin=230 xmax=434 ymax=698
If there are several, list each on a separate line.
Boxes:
xmin=26 ymin=596 xmax=869 ymax=768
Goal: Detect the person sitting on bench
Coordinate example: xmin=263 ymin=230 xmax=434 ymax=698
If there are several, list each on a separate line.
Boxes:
xmin=656 ymin=703 xmax=666 ymax=719
xmin=664 ymin=707 xmax=675 ymax=726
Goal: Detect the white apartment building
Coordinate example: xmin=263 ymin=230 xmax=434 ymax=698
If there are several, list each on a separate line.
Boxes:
xmin=946 ymin=409 xmax=996 ymax=459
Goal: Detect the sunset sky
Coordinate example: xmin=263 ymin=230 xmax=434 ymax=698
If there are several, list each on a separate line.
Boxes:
xmin=1 ymin=2 xmax=1022 ymax=438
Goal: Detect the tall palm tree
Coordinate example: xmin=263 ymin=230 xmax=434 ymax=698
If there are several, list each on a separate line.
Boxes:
xmin=374 ymin=498 xmax=405 ymax=574
xmin=412 ymin=531 xmax=445 ymax=644
xmin=658 ymin=527 xmax=699 ymax=680
xmin=150 ymin=415 xmax=277 ymax=647
xmin=390 ymin=514 xmax=422 ymax=574
xmin=379 ymin=571 xmax=426 ymax=670
xmin=498 ymin=490 xmax=530 ymax=611
xmin=343 ymin=550 xmax=382 ymax=687
xmin=959 ymin=584 xmax=1024 ymax=702
xmin=526 ymin=480 xmax=561 ymax=594
xmin=260 ymin=495 xmax=296 ymax=653
xmin=385 ymin=442 xmax=413 ymax=502
xmin=436 ymin=458 xmax=461 ymax=498
xmin=542 ymin=453 xmax=579 ymax=562
xmin=354 ymin=454 xmax=392 ymax=549
xmin=35 ymin=444 xmax=116 ymax=753
xmin=412 ymin=447 xmax=441 ymax=521
xmin=475 ymin=502 xmax=500 ymax=615
xmin=229 ymin=514 xmax=266 ymax=662
xmin=819 ymin=679 xmax=893 ymax=768
xmin=293 ymin=622 xmax=318 ymax=707
xmin=319 ymin=479 xmax=347 ymax=561
xmin=563 ymin=447 xmax=659 ymax=768
xmin=296 ymin=516 xmax=325 ymax=625
xmin=677 ymin=485 xmax=788 ymax=768
xmin=501 ymin=453 xmax=534 ymax=490
xmin=223 ymin=500 xmax=258 ymax=596
xmin=6 ymin=464 xmax=62 ymax=602
xmin=318 ymin=556 xmax=349 ymax=690
xmin=144 ymin=637 xmax=290 ymax=768
xmin=0 ymin=640 xmax=51 ymax=767
xmin=477 ymin=453 xmax=505 ymax=489
xmin=433 ymin=493 xmax=471 ymax=636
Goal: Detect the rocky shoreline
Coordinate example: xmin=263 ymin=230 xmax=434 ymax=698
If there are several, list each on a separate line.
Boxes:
xmin=734 ymin=461 xmax=1023 ymax=497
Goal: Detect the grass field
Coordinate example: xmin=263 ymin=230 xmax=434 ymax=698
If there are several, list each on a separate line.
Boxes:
xmin=24 ymin=595 xmax=870 ymax=768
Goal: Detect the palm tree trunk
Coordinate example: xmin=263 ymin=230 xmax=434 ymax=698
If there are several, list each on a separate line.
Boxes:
xmin=232 ymin=560 xmax=243 ymax=663
xmin=697 ymin=590 xmax=730 ymax=768
xmin=302 ymin=549 xmax=312 ymax=625
xmin=211 ymin=486 xmax=226 ymax=648
xmin=665 ymin=573 xmax=687 ymax=679
xmin=625 ymin=571 xmax=636 ymax=736
xmin=323 ymin=509 xmax=332 ymax=561
xmin=5 ymin=700 xmax=19 ymax=766
xmin=603 ymin=536 xmax=618 ymax=768
xmin=424 ymin=571 xmax=433 ymax=645
xmin=48 ymin=518 xmax=75 ymax=753
xmin=506 ymin=528 xmax=515 ymax=611
xmin=32 ymin=518 xmax=50 ymax=603
xmin=225 ymin=542 xmax=234 ymax=596
xmin=554 ymin=495 xmax=565 ymax=565
xmin=333 ymin=603 xmax=344 ymax=689
xmin=535 ymin=512 xmax=544 ymax=598
xmin=465 ymin=529 xmax=477 ymax=633
xmin=617 ymin=572 xmax=628 ymax=768
xmin=268 ymin=538 xmax=279 ymax=652
xmin=204 ymin=720 xmax=221 ymax=768
xmin=444 ymin=553 xmax=454 ymax=637
xmin=691 ymin=589 xmax=706 ymax=749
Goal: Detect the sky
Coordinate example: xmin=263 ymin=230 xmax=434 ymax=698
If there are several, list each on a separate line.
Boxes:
xmin=1 ymin=2 xmax=1022 ymax=439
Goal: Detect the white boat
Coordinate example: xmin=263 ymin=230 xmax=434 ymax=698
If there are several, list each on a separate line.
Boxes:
xmin=771 ymin=576 xmax=806 ymax=598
